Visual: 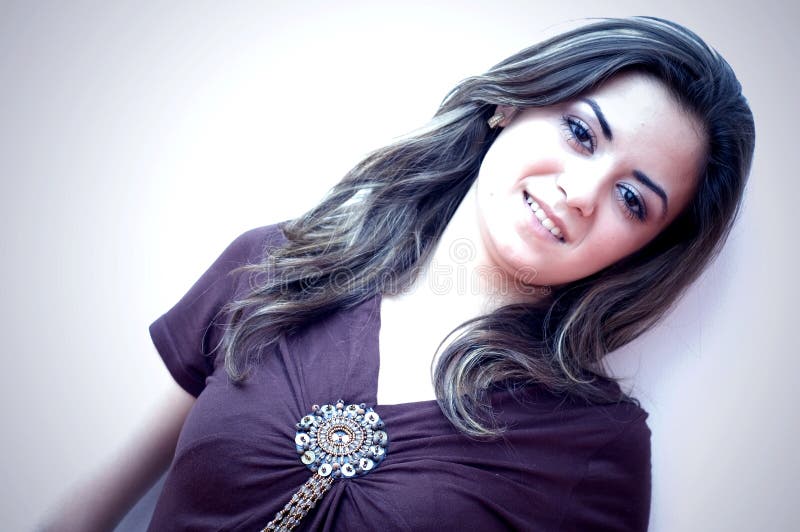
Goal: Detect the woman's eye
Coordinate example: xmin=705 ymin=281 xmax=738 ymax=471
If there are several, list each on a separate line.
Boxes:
xmin=616 ymin=184 xmax=648 ymax=222
xmin=562 ymin=116 xmax=596 ymax=154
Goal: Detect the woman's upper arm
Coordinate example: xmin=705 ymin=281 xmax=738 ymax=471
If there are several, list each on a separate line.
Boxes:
xmin=37 ymin=374 xmax=196 ymax=532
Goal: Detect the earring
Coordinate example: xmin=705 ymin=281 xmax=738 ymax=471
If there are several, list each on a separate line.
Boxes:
xmin=487 ymin=112 xmax=505 ymax=129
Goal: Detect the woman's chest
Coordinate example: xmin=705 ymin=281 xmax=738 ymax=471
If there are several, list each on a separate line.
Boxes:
xmin=377 ymin=292 xmax=486 ymax=405
xmin=376 ymin=300 xmax=441 ymax=405
xmin=168 ymin=386 xmax=585 ymax=531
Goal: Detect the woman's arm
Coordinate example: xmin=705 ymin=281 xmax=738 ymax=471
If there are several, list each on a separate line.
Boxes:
xmin=37 ymin=376 xmax=196 ymax=532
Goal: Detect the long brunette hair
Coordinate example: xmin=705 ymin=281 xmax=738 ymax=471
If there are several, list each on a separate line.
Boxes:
xmin=220 ymin=17 xmax=755 ymax=436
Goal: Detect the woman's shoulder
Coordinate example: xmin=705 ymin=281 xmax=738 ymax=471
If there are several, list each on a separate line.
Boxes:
xmin=487 ymin=382 xmax=651 ymax=529
xmin=229 ymin=222 xmax=289 ymax=258
xmin=492 ymin=379 xmax=650 ymax=448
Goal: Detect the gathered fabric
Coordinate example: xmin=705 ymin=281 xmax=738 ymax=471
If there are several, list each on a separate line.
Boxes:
xmin=146 ymin=224 xmax=651 ymax=532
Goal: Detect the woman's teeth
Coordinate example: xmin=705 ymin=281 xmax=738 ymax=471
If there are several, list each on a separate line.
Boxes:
xmin=525 ymin=193 xmax=563 ymax=239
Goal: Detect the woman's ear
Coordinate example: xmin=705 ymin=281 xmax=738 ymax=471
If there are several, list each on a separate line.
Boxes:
xmin=489 ymin=105 xmax=520 ymax=128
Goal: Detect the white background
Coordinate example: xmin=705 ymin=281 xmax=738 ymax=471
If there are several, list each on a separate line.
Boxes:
xmin=1 ymin=1 xmax=797 ymax=530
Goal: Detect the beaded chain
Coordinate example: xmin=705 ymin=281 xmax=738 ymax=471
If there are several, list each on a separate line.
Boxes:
xmin=260 ymin=400 xmax=389 ymax=531
xmin=261 ymin=474 xmax=333 ymax=531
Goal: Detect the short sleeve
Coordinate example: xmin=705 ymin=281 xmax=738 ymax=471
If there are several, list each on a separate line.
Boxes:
xmin=560 ymin=412 xmax=652 ymax=532
xmin=149 ymin=226 xmax=282 ymax=397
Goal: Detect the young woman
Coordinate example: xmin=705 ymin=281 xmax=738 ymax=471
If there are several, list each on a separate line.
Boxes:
xmin=45 ymin=16 xmax=754 ymax=532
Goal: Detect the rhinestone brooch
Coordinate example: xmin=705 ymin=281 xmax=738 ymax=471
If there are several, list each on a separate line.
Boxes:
xmin=261 ymin=400 xmax=388 ymax=531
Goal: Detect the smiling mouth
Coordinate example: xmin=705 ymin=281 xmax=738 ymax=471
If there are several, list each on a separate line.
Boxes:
xmin=523 ymin=192 xmax=565 ymax=242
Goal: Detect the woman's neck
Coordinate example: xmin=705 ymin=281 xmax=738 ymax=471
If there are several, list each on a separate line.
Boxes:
xmin=377 ymin=185 xmax=550 ymax=404
xmin=391 ymin=184 xmax=547 ymax=315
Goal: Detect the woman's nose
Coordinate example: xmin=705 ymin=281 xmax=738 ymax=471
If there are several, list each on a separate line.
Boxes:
xmin=556 ymin=166 xmax=603 ymax=217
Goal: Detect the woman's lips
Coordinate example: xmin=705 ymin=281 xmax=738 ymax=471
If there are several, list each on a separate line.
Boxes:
xmin=523 ymin=192 xmax=567 ymax=242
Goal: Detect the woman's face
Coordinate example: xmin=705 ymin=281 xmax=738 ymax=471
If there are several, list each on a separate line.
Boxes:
xmin=474 ymin=73 xmax=706 ymax=287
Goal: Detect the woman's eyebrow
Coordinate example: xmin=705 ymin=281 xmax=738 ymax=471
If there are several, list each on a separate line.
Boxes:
xmin=580 ymin=98 xmax=613 ymax=141
xmin=633 ymin=169 xmax=669 ymax=218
